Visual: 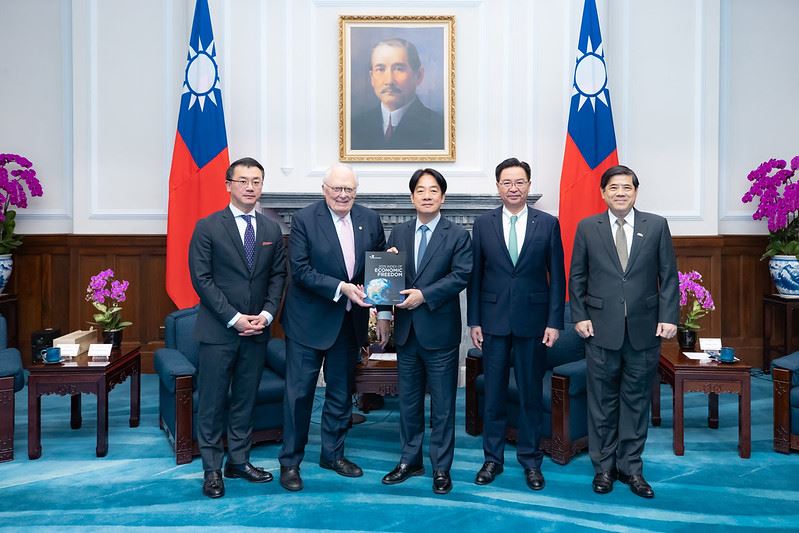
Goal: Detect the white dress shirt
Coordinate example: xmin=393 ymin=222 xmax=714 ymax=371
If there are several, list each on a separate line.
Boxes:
xmin=502 ymin=205 xmax=528 ymax=256
xmin=380 ymin=97 xmax=416 ymax=135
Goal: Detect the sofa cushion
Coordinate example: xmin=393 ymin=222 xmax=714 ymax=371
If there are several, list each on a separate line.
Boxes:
xmin=265 ymin=338 xmax=286 ymax=377
xmin=0 ymin=348 xmax=24 ymax=392
xmin=164 ymin=307 xmax=200 ymax=368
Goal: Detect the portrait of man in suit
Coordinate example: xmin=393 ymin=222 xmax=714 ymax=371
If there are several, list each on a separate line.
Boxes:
xmin=467 ymin=157 xmax=566 ymax=492
xmin=569 ymin=165 xmax=679 ymax=499
xmin=278 ymin=164 xmax=387 ymax=492
xmin=188 ymin=157 xmax=287 ymax=499
xmin=378 ymin=168 xmax=472 ymax=495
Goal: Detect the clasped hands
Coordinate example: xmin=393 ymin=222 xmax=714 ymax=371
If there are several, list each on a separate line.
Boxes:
xmin=233 ymin=314 xmax=267 ymax=336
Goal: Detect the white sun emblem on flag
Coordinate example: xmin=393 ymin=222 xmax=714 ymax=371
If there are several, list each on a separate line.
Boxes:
xmin=573 ymin=36 xmax=609 ymax=112
xmin=182 ymin=36 xmax=219 ymax=111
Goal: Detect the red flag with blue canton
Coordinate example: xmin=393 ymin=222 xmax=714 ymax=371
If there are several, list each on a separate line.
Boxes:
xmin=166 ymin=0 xmax=230 ymax=308
xmin=559 ymin=0 xmax=618 ymax=292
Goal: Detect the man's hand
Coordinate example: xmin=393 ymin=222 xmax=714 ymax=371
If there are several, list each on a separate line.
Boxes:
xmin=575 ymin=320 xmax=594 ymax=339
xmin=656 ymin=322 xmax=677 ymax=339
xmin=396 ymin=288 xmax=425 ymax=310
xmin=542 ymin=327 xmax=560 ymax=348
xmin=234 ymin=314 xmax=266 ymax=336
xmin=341 ymin=282 xmax=369 ymax=307
xmin=470 ymin=326 xmax=483 ymax=350
xmin=386 ymin=246 xmax=399 ymax=254
xmin=376 ymin=319 xmax=391 ymax=349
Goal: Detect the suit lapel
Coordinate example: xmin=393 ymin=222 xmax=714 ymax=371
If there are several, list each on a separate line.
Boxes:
xmin=316 ymin=202 xmax=349 ymax=280
xmin=415 ymin=217 xmax=448 ymax=279
xmin=625 ymin=209 xmax=647 ymax=272
xmin=403 ymin=222 xmax=417 ymax=279
xmin=595 ymin=214 xmax=625 ymax=275
xmin=351 ymin=207 xmax=366 ymax=279
xmin=222 ymin=208 xmax=250 ymax=273
xmin=515 ymin=207 xmax=540 ymax=267
xmin=251 ymin=212 xmax=269 ymax=278
xmin=490 ymin=207 xmax=514 ymax=267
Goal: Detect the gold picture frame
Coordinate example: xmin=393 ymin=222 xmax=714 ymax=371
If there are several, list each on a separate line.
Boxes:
xmin=339 ymin=15 xmax=455 ymax=162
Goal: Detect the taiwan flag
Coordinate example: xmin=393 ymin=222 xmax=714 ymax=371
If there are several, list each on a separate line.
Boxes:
xmin=559 ymin=0 xmax=618 ymax=289
xmin=166 ymin=0 xmax=230 ymax=309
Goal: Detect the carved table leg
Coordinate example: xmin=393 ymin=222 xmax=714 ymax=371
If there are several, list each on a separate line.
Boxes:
xmin=28 ymin=382 xmax=42 ymax=460
xmin=96 ymin=380 xmax=108 ymax=457
xmin=70 ymin=394 xmax=82 ymax=429
xmin=130 ymin=358 xmax=141 ymax=428
xmin=708 ymin=392 xmax=719 ymax=429
xmin=739 ymin=375 xmax=751 ymax=458
xmin=673 ymin=375 xmax=685 ymax=456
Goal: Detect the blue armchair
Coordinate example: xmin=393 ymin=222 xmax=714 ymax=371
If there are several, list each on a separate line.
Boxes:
xmin=153 ymin=307 xmax=286 ymax=464
xmin=0 ymin=315 xmax=24 ymax=462
xmin=465 ymin=303 xmax=588 ymax=464
xmin=773 ymin=351 xmax=799 ymax=453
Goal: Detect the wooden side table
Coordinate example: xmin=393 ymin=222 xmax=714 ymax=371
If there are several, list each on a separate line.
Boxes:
xmin=763 ymin=294 xmax=799 ymax=372
xmin=354 ymin=354 xmax=398 ymax=413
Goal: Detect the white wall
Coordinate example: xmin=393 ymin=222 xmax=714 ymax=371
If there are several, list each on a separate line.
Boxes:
xmin=1 ymin=0 xmax=796 ymax=236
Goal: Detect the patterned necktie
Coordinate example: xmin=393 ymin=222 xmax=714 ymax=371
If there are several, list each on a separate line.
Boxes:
xmin=242 ymin=214 xmax=256 ymax=271
xmin=417 ymin=225 xmax=429 ymax=271
xmin=508 ymin=215 xmax=519 ymax=266
xmin=615 ymin=218 xmax=628 ymax=271
xmin=385 ymin=115 xmax=394 ymax=141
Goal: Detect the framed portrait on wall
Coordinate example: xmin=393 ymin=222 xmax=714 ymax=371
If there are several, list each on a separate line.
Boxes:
xmin=339 ymin=15 xmax=455 ymax=162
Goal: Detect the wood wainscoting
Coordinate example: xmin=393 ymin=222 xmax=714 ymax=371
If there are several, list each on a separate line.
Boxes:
xmin=11 ymin=234 xmax=771 ymax=371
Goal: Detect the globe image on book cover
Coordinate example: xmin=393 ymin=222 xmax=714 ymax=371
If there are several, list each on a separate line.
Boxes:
xmin=365 ymin=278 xmax=394 ymax=305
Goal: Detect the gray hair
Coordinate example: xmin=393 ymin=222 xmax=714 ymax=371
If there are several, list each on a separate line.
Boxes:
xmin=322 ymin=163 xmax=359 ymax=186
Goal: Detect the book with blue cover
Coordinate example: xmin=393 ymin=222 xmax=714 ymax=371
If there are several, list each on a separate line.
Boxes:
xmin=364 ymin=251 xmax=405 ymax=305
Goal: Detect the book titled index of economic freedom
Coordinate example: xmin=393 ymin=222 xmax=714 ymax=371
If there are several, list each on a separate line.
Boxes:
xmin=364 ymin=251 xmax=405 ymax=305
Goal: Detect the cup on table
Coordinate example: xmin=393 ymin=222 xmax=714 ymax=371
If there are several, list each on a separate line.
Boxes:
xmin=40 ymin=346 xmax=61 ymax=363
xmin=719 ymin=346 xmax=735 ymax=363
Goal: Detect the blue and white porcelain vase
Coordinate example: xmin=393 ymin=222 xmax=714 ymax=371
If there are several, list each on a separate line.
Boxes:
xmin=0 ymin=254 xmax=12 ymax=294
xmin=768 ymin=255 xmax=799 ymax=296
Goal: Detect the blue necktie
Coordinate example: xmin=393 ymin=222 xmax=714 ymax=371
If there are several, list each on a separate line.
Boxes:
xmin=417 ymin=225 xmax=429 ymax=271
xmin=243 ymin=214 xmax=255 ymax=270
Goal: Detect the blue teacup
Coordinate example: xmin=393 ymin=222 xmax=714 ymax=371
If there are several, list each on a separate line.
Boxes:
xmin=41 ymin=346 xmax=61 ymax=363
xmin=720 ymin=346 xmax=735 ymax=363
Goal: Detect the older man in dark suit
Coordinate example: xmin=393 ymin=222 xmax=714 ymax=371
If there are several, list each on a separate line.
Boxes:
xmin=278 ymin=164 xmax=387 ymax=492
xmin=569 ymin=165 xmax=679 ymax=499
xmin=188 ymin=157 xmax=287 ymax=499
xmin=468 ymin=157 xmax=565 ymax=491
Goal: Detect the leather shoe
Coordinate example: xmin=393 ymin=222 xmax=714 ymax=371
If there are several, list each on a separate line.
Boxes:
xmin=618 ymin=472 xmax=654 ymax=498
xmin=202 ymin=470 xmax=225 ymax=498
xmin=432 ymin=470 xmax=452 ymax=494
xmin=382 ymin=463 xmax=425 ymax=485
xmin=279 ymin=466 xmax=303 ymax=492
xmin=224 ymin=461 xmax=273 ymax=483
xmin=319 ymin=457 xmax=363 ymax=478
xmin=592 ymin=471 xmax=616 ymax=494
xmin=524 ymin=468 xmax=545 ymax=491
xmin=474 ymin=461 xmax=504 ymax=485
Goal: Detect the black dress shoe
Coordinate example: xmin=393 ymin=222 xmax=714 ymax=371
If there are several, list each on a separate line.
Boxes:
xmin=382 ymin=463 xmax=425 ymax=485
xmin=524 ymin=468 xmax=545 ymax=491
xmin=202 ymin=470 xmax=225 ymax=498
xmin=475 ymin=461 xmax=504 ymax=485
xmin=280 ymin=466 xmax=303 ymax=492
xmin=592 ymin=471 xmax=616 ymax=494
xmin=432 ymin=470 xmax=452 ymax=494
xmin=618 ymin=472 xmax=654 ymax=498
xmin=319 ymin=457 xmax=364 ymax=478
xmin=224 ymin=462 xmax=273 ymax=483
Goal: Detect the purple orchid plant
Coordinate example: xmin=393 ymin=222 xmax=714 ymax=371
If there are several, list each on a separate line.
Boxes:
xmin=85 ymin=269 xmax=133 ymax=331
xmin=741 ymin=155 xmax=799 ymax=259
xmin=0 ymin=153 xmax=44 ymax=254
xmin=678 ymin=270 xmax=715 ymax=330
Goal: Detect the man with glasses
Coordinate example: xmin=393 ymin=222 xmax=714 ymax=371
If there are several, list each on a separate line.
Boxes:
xmin=188 ymin=157 xmax=287 ymax=498
xmin=278 ymin=163 xmax=387 ymax=491
xmin=467 ymin=157 xmax=565 ymax=491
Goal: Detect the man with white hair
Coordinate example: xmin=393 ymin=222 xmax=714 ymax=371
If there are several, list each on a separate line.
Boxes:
xmin=278 ymin=164 xmax=387 ymax=491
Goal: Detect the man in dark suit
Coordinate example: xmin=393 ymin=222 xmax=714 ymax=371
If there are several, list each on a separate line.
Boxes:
xmin=569 ymin=165 xmax=679 ymax=499
xmin=188 ymin=157 xmax=287 ymax=499
xmin=351 ymin=37 xmax=444 ymax=151
xmin=468 ymin=157 xmax=565 ymax=491
xmin=278 ymin=164 xmax=387 ymax=491
xmin=379 ymin=169 xmax=472 ymax=495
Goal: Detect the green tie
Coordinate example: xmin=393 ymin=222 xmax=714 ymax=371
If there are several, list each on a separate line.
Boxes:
xmin=509 ymin=215 xmax=519 ymax=266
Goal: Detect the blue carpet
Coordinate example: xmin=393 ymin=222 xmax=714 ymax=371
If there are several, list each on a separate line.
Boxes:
xmin=1 ymin=372 xmax=797 ymax=531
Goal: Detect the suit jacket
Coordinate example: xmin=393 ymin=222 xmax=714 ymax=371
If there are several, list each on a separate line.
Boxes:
xmin=568 ymin=208 xmax=679 ymax=351
xmin=189 ymin=207 xmax=287 ymax=345
xmin=281 ymin=200 xmax=386 ymax=350
xmin=467 ymin=206 xmax=565 ymax=337
xmin=387 ymin=217 xmax=472 ymax=350
xmin=351 ymin=98 xmax=444 ymax=151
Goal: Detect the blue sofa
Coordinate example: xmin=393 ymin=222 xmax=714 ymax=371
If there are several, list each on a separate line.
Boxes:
xmin=773 ymin=351 xmax=799 ymax=453
xmin=153 ymin=307 xmax=286 ymax=464
xmin=0 ymin=315 xmax=24 ymax=462
xmin=465 ymin=303 xmax=588 ymax=464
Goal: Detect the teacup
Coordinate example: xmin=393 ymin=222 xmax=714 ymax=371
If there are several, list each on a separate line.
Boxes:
xmin=719 ymin=346 xmax=735 ymax=363
xmin=41 ymin=346 xmax=61 ymax=363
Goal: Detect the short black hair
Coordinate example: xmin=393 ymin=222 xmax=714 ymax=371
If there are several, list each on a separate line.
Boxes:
xmin=369 ymin=38 xmax=422 ymax=72
xmin=409 ymin=168 xmax=447 ymax=194
xmin=600 ymin=165 xmax=639 ymax=190
xmin=495 ymin=157 xmax=531 ymax=182
xmin=226 ymin=157 xmax=264 ymax=182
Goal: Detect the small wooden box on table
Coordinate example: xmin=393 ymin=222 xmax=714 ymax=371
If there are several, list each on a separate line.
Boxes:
xmin=27 ymin=342 xmax=141 ymax=459
xmin=762 ymin=294 xmax=799 ymax=372
xmin=651 ymin=343 xmax=751 ymax=458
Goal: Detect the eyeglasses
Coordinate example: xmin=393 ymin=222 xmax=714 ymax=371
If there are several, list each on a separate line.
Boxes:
xmin=227 ymin=178 xmax=263 ymax=188
xmin=324 ymin=183 xmax=356 ymax=195
xmin=498 ymin=179 xmax=530 ymax=190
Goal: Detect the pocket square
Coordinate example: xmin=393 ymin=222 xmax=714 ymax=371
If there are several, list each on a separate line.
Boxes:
xmin=262 ymin=241 xmax=273 ymax=246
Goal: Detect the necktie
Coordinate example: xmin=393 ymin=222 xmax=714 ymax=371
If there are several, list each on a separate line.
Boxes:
xmin=508 ymin=215 xmax=519 ymax=266
xmin=417 ymin=225 xmax=429 ymax=271
xmin=385 ymin=115 xmax=394 ymax=141
xmin=242 ymin=214 xmax=255 ymax=271
xmin=615 ymin=218 xmax=628 ymax=271
xmin=340 ymin=216 xmax=355 ymax=280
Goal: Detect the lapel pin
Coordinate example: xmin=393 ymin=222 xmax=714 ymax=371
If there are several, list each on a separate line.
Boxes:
xmin=358 ymin=226 xmax=363 ymax=230
xmin=636 ymin=232 xmax=644 ymax=237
